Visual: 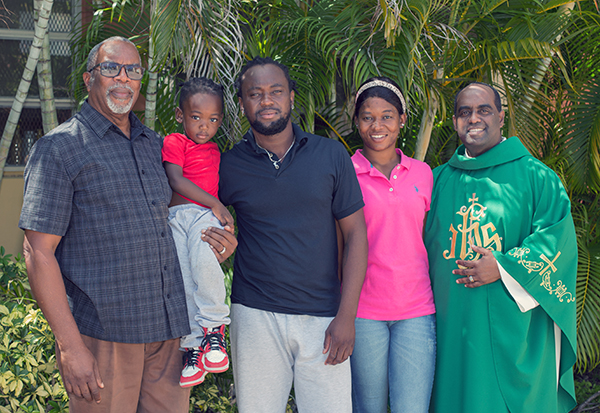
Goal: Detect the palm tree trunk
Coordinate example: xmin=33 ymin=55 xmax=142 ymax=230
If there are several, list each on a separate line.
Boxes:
xmin=35 ymin=0 xmax=58 ymax=134
xmin=0 ymin=0 xmax=54 ymax=185
xmin=145 ymin=55 xmax=158 ymax=130
xmin=414 ymin=69 xmax=443 ymax=161
xmin=144 ymin=0 xmax=158 ymax=130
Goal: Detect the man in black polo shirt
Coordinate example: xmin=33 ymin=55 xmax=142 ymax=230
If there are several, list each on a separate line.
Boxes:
xmin=19 ymin=37 xmax=236 ymax=412
xmin=219 ymin=57 xmax=368 ymax=412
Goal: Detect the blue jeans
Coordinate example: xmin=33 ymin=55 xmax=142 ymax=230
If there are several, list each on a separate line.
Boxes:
xmin=350 ymin=314 xmax=436 ymax=413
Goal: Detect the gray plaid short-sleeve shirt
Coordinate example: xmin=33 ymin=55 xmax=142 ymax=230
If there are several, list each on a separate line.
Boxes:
xmin=19 ymin=102 xmax=190 ymax=343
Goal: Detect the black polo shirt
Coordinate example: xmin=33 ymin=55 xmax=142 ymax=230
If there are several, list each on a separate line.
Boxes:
xmin=219 ymin=124 xmax=364 ymax=316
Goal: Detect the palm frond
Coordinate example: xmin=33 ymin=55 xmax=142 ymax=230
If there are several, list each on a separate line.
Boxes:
xmin=563 ymin=81 xmax=600 ymax=193
xmin=573 ymin=199 xmax=600 ymax=373
xmin=185 ymin=0 xmax=245 ymax=141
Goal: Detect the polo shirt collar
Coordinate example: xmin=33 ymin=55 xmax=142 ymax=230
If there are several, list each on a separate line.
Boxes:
xmin=80 ymin=100 xmax=148 ymax=141
xmin=354 ymin=148 xmax=410 ymax=176
xmin=291 ymin=123 xmax=309 ymax=147
xmin=241 ymin=128 xmax=264 ymax=154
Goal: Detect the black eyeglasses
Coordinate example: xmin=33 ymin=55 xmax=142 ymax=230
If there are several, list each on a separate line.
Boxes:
xmin=88 ymin=62 xmax=145 ymax=80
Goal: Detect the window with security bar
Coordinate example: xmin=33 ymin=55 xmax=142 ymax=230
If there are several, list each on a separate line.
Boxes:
xmin=0 ymin=0 xmax=77 ymax=166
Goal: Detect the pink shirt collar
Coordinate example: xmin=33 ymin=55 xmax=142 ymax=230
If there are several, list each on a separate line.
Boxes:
xmin=353 ymin=148 xmax=411 ymax=175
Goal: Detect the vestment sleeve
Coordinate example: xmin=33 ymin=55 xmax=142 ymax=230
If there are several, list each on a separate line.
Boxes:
xmin=492 ymin=166 xmax=577 ymax=390
xmin=19 ymin=138 xmax=73 ymax=236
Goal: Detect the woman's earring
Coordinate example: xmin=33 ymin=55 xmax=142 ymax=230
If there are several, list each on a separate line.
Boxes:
xmin=291 ymin=102 xmax=295 ymax=110
xmin=400 ymin=123 xmax=405 ymax=128
xmin=241 ymin=107 xmax=244 ymax=116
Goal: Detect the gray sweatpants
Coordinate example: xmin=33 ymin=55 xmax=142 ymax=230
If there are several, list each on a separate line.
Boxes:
xmin=230 ymin=303 xmax=352 ymax=413
xmin=168 ymin=204 xmax=230 ymax=349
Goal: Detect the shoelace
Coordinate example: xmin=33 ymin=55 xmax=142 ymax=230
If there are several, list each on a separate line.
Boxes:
xmin=202 ymin=329 xmax=225 ymax=352
xmin=183 ymin=349 xmax=201 ymax=367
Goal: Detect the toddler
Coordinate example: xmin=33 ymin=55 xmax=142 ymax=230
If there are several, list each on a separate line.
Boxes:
xmin=162 ymin=77 xmax=233 ymax=388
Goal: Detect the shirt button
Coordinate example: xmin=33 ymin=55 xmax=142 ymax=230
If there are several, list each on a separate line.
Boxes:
xmin=141 ymin=169 xmax=145 ymax=174
xmin=152 ymin=200 xmax=156 ymax=206
xmin=389 ymin=188 xmax=394 ymax=192
xmin=164 ymin=265 xmax=168 ymax=271
xmin=166 ymin=294 xmax=171 ymax=299
xmin=161 ymin=232 xmax=165 ymax=237
xmin=393 ymin=175 xmax=397 ymax=179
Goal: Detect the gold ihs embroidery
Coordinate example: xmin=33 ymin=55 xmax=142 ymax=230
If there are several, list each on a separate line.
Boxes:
xmin=443 ymin=193 xmax=502 ymax=260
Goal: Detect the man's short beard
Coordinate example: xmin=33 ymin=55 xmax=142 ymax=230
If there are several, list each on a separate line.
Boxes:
xmin=250 ymin=111 xmax=291 ymax=136
xmin=106 ymin=84 xmax=135 ymax=114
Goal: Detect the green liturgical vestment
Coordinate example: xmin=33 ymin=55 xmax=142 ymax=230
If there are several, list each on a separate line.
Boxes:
xmin=425 ymin=137 xmax=577 ymax=413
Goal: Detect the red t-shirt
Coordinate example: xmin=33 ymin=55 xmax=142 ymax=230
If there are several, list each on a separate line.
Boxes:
xmin=161 ymin=133 xmax=220 ymax=206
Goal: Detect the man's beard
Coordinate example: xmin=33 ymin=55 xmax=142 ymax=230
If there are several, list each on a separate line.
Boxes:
xmin=250 ymin=110 xmax=291 ymax=136
xmin=106 ymin=84 xmax=135 ymax=114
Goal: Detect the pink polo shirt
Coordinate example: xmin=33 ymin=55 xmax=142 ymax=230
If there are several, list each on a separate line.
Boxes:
xmin=352 ymin=149 xmax=435 ymax=320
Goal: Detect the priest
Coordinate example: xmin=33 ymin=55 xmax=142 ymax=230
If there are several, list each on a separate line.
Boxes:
xmin=425 ymin=82 xmax=577 ymax=413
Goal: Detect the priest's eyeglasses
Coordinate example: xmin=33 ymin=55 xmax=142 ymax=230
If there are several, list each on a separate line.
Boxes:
xmin=88 ymin=62 xmax=145 ymax=80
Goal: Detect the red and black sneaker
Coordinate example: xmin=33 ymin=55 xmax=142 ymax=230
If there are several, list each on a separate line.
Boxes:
xmin=179 ymin=347 xmax=207 ymax=388
xmin=201 ymin=325 xmax=229 ymax=373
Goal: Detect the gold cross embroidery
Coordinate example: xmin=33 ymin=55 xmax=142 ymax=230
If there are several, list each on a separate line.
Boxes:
xmin=540 ymin=252 xmax=561 ymax=275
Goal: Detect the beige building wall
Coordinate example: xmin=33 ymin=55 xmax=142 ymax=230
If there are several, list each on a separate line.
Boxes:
xmin=0 ymin=168 xmax=25 ymax=258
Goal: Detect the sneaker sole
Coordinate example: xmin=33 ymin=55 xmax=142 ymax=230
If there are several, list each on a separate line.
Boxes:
xmin=203 ymin=359 xmax=229 ymax=373
xmin=179 ymin=371 xmax=208 ymax=388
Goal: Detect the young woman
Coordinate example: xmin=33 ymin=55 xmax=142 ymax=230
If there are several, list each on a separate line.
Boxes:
xmin=350 ymin=77 xmax=436 ymax=413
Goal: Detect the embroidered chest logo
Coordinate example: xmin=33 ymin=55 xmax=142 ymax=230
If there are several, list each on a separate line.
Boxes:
xmin=508 ymin=248 xmax=573 ymax=303
xmin=443 ymin=193 xmax=503 ymax=260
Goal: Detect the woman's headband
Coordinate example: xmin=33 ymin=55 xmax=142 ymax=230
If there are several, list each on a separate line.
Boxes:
xmin=355 ymin=80 xmax=408 ymax=114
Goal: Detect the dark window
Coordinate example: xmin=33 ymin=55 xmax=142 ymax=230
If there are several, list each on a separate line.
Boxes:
xmin=0 ymin=0 xmax=75 ymax=166
xmin=1 ymin=107 xmax=73 ymax=165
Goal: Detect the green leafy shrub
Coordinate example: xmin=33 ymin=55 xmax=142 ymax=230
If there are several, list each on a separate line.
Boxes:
xmin=0 ymin=302 xmax=67 ymax=412
xmin=0 ymin=248 xmax=67 ymax=412
xmin=0 ymin=248 xmax=32 ymax=305
xmin=189 ymin=371 xmax=236 ymax=413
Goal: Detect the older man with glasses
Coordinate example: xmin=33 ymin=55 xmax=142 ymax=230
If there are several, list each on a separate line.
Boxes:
xmin=19 ymin=36 xmax=237 ymax=412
